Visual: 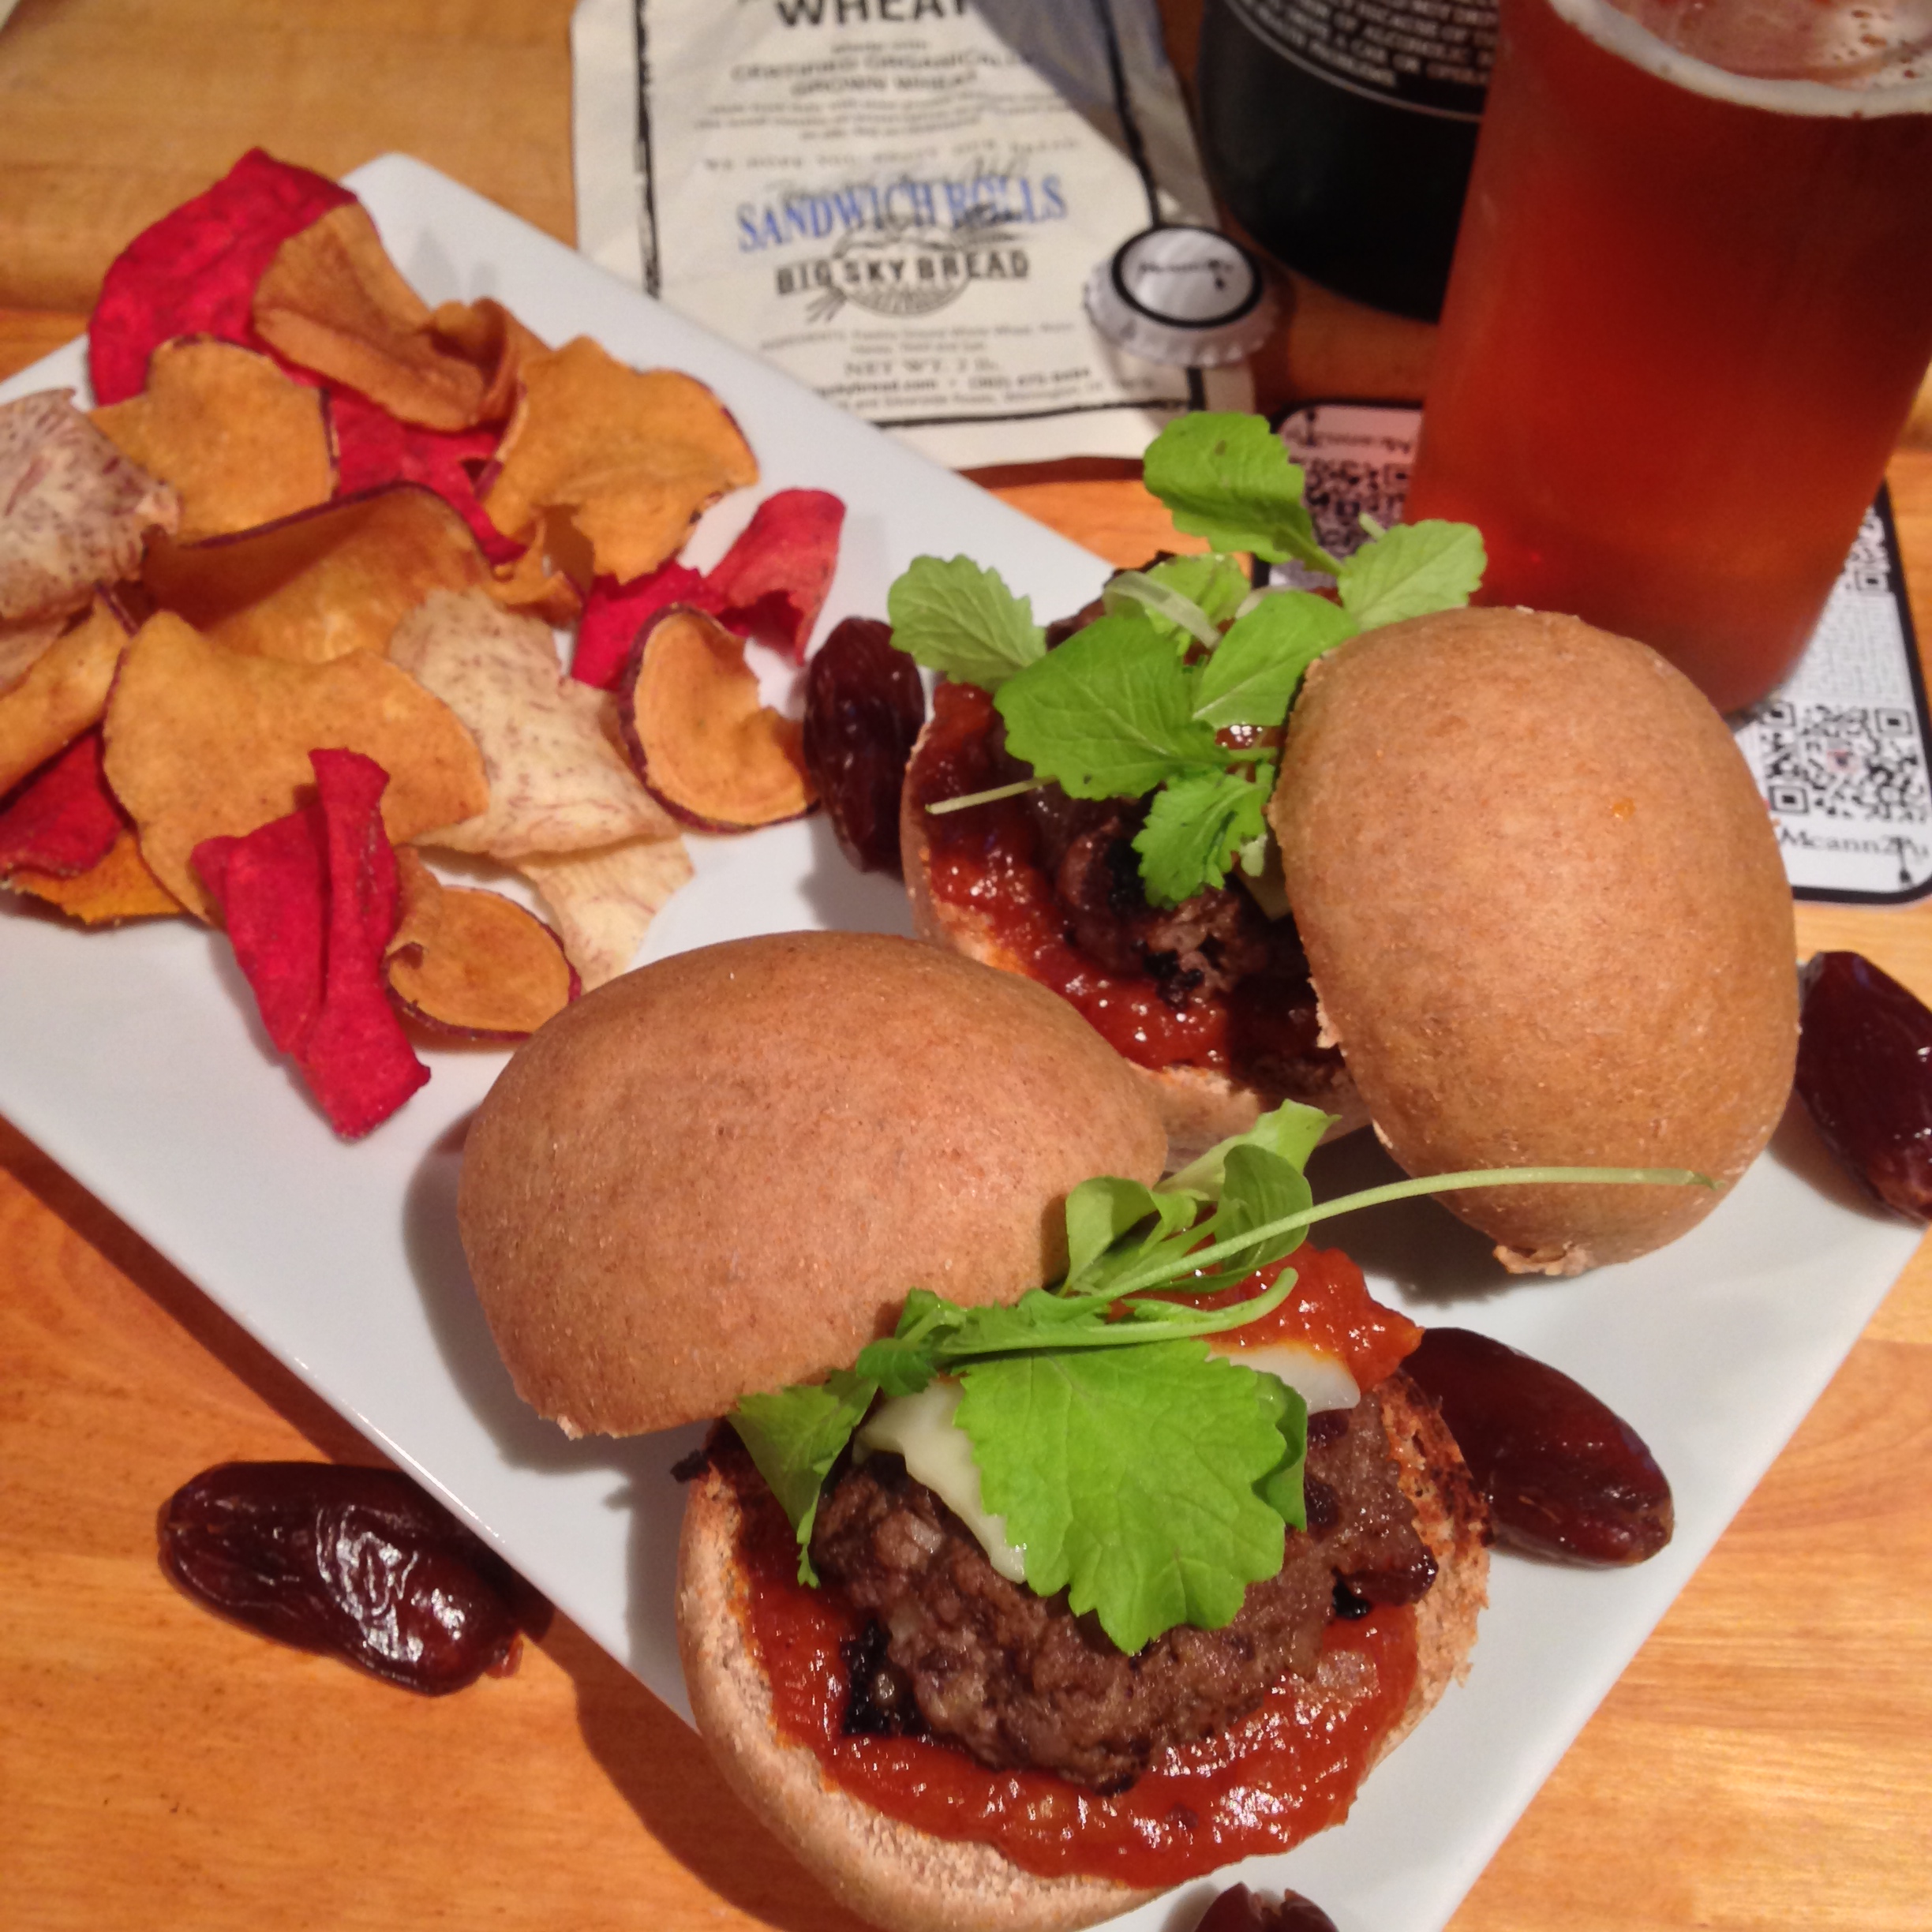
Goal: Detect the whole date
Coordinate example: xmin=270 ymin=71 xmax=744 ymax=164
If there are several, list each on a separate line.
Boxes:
xmin=1194 ymin=1883 xmax=1340 ymax=1932
xmin=159 ymin=1462 xmax=534 ymax=1694
xmin=1795 ymin=950 xmax=1932 ymax=1222
xmin=1404 ymin=1328 xmax=1673 ymax=1565
xmin=802 ymin=615 xmax=927 ymax=876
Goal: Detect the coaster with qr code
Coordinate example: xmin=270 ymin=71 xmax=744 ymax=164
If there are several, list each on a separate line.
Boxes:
xmin=1270 ymin=400 xmax=1932 ymax=907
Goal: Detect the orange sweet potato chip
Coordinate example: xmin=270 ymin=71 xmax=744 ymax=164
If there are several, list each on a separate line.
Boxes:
xmin=0 ymin=391 xmax=179 ymax=625
xmin=384 ymin=848 xmax=574 ymax=1039
xmin=102 ymin=610 xmax=488 ymax=920
xmin=253 ymin=204 xmax=492 ymax=432
xmin=482 ymin=339 xmax=758 ymax=582
xmin=142 ymin=485 xmax=493 ymax=664
xmin=515 ymin=835 xmax=693 ymax=990
xmin=617 ymin=605 xmax=814 ymax=831
xmin=6 ymin=829 xmax=182 ymax=924
xmin=0 ymin=601 xmax=129 ymax=796
xmin=428 ymin=298 xmax=548 ymax=427
xmin=92 ymin=339 xmax=335 ymax=541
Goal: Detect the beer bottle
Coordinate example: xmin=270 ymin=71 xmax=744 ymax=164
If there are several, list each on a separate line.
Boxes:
xmin=1195 ymin=0 xmax=1496 ymax=321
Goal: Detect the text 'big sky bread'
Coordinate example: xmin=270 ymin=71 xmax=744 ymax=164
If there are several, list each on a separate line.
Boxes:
xmin=1271 ymin=607 xmax=1798 ymax=1274
xmin=457 ymin=930 xmax=1168 ymax=1435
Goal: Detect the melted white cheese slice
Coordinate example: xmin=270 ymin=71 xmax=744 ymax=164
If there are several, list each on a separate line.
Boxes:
xmin=1211 ymin=1339 xmax=1361 ymax=1414
xmin=855 ymin=1380 xmax=1028 ymax=1583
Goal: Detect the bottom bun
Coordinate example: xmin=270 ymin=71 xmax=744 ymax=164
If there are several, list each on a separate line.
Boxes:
xmin=676 ymin=1376 xmax=1487 ymax=1932
xmin=901 ymin=773 xmax=1367 ymax=1166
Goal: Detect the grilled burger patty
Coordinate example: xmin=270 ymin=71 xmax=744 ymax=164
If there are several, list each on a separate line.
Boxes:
xmin=810 ymin=1380 xmax=1437 ymax=1791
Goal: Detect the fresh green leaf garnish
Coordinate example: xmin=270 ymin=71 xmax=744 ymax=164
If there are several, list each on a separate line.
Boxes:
xmin=884 ymin=414 xmax=1488 ymax=908
xmin=957 ymin=1342 xmax=1294 ymax=1653
xmin=887 ymin=555 xmax=1046 ymax=691
xmin=1252 ymin=1371 xmax=1310 ymax=1531
xmin=1141 ymin=413 xmax=1341 ymax=573
xmin=1193 ymin=590 xmax=1357 ymax=729
xmin=1103 ymin=555 xmax=1256 ymax=647
xmin=1102 ymin=570 xmax=1221 ymax=648
xmin=729 ymin=1368 xmax=878 ymax=1584
xmin=1133 ymin=765 xmax=1272 ymax=907
xmin=1335 ymin=519 xmax=1488 ymax=630
xmin=994 ymin=612 xmax=1221 ymax=800
xmin=1147 ymin=553 xmax=1254 ymax=627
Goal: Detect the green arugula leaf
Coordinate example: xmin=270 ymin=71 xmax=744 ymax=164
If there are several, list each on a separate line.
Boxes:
xmin=1193 ymin=591 xmax=1358 ymax=728
xmin=1141 ymin=414 xmax=1341 ymax=573
xmin=1102 ymin=571 xmax=1220 ymax=647
xmin=957 ymin=1343 xmax=1293 ymax=1653
xmin=1133 ymin=766 xmax=1271 ymax=908
xmin=1103 ymin=555 xmax=1256 ymax=648
xmin=852 ymin=1286 xmax=966 ymax=1396
xmin=1335 ymin=520 xmax=1488 ymax=630
xmin=1148 ymin=553 xmax=1254 ymax=627
xmin=994 ymin=612 xmax=1223 ymax=800
xmin=886 ymin=555 xmax=1046 ymax=691
xmin=729 ymin=1368 xmax=878 ymax=1583
xmin=1252 ymin=1371 xmax=1310 ymax=1531
xmin=1166 ymin=1102 xmax=1335 ymax=1200
xmin=1203 ymin=1142 xmax=1314 ymax=1284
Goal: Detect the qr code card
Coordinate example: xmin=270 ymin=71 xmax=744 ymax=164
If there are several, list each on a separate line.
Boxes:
xmin=1272 ymin=401 xmax=1932 ymax=906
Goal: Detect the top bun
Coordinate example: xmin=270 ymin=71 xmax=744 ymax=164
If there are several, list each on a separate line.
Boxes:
xmin=458 ymin=930 xmax=1168 ymax=1435
xmin=1271 ymin=607 xmax=1798 ymax=1274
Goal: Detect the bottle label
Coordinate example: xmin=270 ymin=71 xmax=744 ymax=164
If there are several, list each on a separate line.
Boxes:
xmin=1222 ymin=0 xmax=1495 ymax=119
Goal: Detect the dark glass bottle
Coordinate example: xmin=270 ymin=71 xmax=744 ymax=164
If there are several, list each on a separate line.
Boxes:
xmin=1196 ymin=0 xmax=1496 ymax=321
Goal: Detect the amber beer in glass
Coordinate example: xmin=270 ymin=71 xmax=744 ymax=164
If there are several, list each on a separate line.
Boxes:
xmin=1403 ymin=0 xmax=1932 ymax=712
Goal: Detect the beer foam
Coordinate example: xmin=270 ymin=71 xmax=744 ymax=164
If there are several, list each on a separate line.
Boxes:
xmin=1553 ymin=0 xmax=1932 ymax=107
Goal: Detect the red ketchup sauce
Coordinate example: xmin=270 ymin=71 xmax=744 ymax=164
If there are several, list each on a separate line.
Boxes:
xmin=728 ymin=1247 xmax=1425 ymax=1888
xmin=1196 ymin=1242 xmax=1425 ymax=1392
xmin=911 ymin=680 xmax=1230 ymax=1072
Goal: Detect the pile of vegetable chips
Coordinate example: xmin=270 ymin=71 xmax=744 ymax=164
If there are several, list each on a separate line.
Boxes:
xmin=0 ymin=151 xmax=844 ymax=1137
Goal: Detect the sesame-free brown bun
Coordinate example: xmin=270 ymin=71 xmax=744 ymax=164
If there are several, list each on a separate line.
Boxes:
xmin=1271 ymin=607 xmax=1799 ymax=1275
xmin=457 ymin=930 xmax=1167 ymax=1436
xmin=676 ymin=1373 xmax=1488 ymax=1932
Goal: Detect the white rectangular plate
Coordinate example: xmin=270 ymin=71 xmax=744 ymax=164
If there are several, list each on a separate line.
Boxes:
xmin=1 ymin=154 xmax=1917 ymax=1932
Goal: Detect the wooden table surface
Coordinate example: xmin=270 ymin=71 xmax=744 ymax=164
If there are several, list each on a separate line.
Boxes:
xmin=3 ymin=4 xmax=1929 ymax=1930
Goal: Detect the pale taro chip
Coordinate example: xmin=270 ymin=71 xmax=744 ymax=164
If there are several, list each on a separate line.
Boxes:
xmin=0 ymin=391 xmax=181 ymax=624
xmin=515 ymin=836 xmax=693 ymax=990
xmin=390 ymin=587 xmax=676 ymax=857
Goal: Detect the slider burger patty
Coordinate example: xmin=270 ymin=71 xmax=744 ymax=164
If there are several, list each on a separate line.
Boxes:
xmin=459 ymin=930 xmax=1489 ymax=1932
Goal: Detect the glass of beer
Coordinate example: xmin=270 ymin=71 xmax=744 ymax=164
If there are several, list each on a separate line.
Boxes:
xmin=1402 ymin=0 xmax=1932 ymax=713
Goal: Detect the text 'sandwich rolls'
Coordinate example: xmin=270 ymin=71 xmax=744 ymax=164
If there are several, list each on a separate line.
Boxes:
xmin=458 ymin=930 xmax=1489 ymax=1932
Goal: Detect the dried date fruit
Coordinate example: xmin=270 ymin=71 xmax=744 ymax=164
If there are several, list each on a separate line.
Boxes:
xmin=1194 ymin=1882 xmax=1340 ymax=1932
xmin=159 ymin=1461 xmax=540 ymax=1693
xmin=1795 ymin=950 xmax=1932 ymax=1222
xmin=803 ymin=614 xmax=926 ymax=876
xmin=1405 ymin=1327 xmax=1673 ymax=1566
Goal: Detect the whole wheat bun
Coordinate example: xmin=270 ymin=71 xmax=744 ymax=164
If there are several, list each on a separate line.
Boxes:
xmin=1272 ymin=606 xmax=1799 ymax=1275
xmin=900 ymin=732 xmax=1367 ymax=1163
xmin=458 ymin=930 xmax=1167 ymax=1436
xmin=676 ymin=1373 xmax=1488 ymax=1932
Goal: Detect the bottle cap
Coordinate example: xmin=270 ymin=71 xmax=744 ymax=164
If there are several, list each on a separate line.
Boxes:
xmin=1084 ymin=225 xmax=1277 ymax=369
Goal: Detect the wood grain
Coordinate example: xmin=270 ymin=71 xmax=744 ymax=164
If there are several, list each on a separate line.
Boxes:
xmin=2 ymin=6 xmax=1930 ymax=1931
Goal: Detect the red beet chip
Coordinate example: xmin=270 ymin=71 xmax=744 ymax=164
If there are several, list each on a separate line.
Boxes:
xmin=329 ymin=392 xmax=518 ymax=564
xmin=301 ymin=747 xmax=427 ymax=1136
xmin=88 ymin=149 xmax=354 ymax=406
xmin=0 ymin=732 xmax=127 ymax=877
xmin=571 ymin=560 xmax=717 ymax=690
xmin=706 ymin=488 xmax=844 ymax=663
xmin=193 ymin=809 xmax=328 ymax=1056
xmin=192 ymin=749 xmax=427 ymax=1139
